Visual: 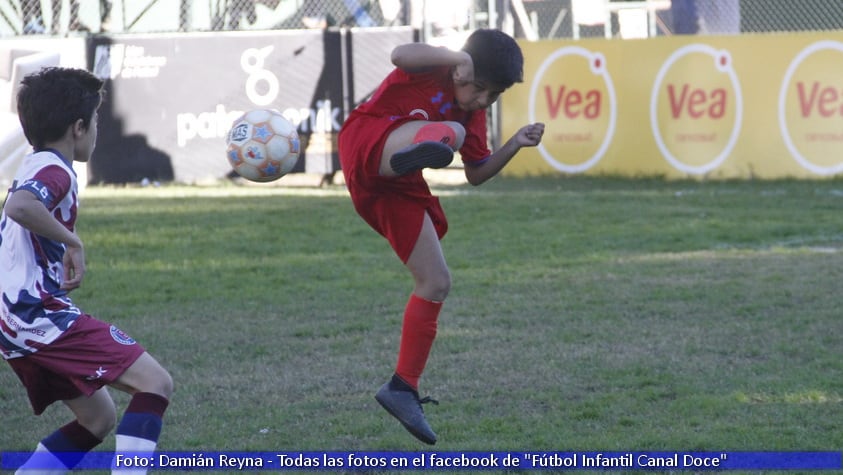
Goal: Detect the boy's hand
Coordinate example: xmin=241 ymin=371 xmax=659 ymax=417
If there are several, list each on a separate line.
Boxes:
xmin=516 ymin=122 xmax=545 ymax=147
xmin=61 ymin=243 xmax=85 ymax=291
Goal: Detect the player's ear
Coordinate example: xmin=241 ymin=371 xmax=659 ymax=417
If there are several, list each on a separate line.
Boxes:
xmin=71 ymin=118 xmax=87 ymax=138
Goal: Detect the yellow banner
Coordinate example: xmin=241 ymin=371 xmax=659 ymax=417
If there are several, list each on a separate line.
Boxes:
xmin=503 ymin=32 xmax=843 ymax=178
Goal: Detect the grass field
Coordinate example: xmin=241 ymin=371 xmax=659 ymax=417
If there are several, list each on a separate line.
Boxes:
xmin=1 ymin=174 xmax=841 ymax=474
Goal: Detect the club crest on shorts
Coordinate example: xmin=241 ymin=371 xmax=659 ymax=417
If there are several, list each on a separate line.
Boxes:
xmin=110 ymin=325 xmax=136 ymax=345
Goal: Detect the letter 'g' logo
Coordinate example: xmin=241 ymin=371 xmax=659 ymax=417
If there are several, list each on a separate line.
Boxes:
xmin=241 ymin=46 xmax=280 ymax=106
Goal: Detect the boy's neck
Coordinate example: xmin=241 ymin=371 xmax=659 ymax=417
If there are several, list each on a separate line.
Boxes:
xmin=37 ymin=147 xmax=74 ymax=167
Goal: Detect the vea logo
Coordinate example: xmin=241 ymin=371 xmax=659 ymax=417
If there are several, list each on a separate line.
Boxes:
xmin=650 ymin=44 xmax=742 ymax=175
xmin=779 ymin=41 xmax=843 ymax=175
xmin=528 ymin=47 xmax=616 ymax=173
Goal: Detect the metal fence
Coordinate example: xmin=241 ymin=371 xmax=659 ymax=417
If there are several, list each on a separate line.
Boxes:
xmin=554 ymin=0 xmax=843 ymax=39
xmin=2 ymin=0 xmax=842 ymax=38
xmin=1 ymin=0 xmax=412 ymax=36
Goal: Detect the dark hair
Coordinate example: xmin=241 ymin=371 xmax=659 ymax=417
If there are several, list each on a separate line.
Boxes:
xmin=461 ymin=29 xmax=524 ymax=88
xmin=16 ymin=67 xmax=104 ymax=149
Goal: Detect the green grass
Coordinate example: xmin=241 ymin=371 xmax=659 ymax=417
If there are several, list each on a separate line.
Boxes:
xmin=1 ymin=175 xmax=842 ymax=474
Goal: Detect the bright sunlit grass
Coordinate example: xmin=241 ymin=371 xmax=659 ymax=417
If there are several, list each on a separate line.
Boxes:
xmin=1 ymin=175 xmax=841 ymax=474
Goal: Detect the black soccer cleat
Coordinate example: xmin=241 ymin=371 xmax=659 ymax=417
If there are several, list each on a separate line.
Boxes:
xmin=375 ymin=375 xmax=439 ymax=445
xmin=389 ymin=141 xmax=454 ymax=175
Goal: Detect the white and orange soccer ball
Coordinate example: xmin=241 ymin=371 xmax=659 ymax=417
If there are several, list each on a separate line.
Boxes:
xmin=226 ymin=109 xmax=300 ymax=182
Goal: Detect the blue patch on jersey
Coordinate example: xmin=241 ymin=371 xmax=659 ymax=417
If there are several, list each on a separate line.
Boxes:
xmin=110 ymin=325 xmax=136 ymax=345
xmin=19 ymin=179 xmax=53 ymax=206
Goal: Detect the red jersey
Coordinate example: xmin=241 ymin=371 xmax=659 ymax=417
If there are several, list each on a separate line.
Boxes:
xmin=343 ymin=65 xmax=491 ymax=165
xmin=338 ymin=65 xmax=491 ymax=262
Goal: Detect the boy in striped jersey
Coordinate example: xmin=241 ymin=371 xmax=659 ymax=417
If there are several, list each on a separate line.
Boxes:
xmin=1 ymin=67 xmax=173 ymax=474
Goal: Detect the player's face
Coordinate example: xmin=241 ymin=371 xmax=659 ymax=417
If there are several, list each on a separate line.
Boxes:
xmin=75 ymin=109 xmax=99 ymax=162
xmin=453 ymin=78 xmax=505 ymax=111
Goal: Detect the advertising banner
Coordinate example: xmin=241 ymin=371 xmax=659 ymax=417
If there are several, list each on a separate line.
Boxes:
xmin=87 ymin=27 xmax=414 ymax=184
xmin=503 ymin=31 xmax=843 ymax=179
xmin=88 ymin=30 xmax=343 ymax=183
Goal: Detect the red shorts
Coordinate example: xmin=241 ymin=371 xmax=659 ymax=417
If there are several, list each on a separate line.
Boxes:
xmin=338 ymin=114 xmax=448 ymax=263
xmin=6 ymin=314 xmax=145 ymax=415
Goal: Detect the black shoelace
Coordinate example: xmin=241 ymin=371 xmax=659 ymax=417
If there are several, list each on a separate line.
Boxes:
xmin=419 ymin=396 xmax=439 ymax=406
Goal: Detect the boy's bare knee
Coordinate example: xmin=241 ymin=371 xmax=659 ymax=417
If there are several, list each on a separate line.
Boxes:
xmin=117 ymin=353 xmax=175 ymax=399
xmin=157 ymin=370 xmax=175 ymax=399
xmin=80 ymin=406 xmax=117 ymax=439
xmin=446 ymin=121 xmax=467 ymax=149
xmin=140 ymin=366 xmax=174 ymax=399
xmin=434 ymin=281 xmax=451 ymax=302
xmin=417 ymin=271 xmax=451 ymax=302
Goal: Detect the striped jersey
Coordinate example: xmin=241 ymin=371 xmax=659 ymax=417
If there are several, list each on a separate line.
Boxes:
xmin=0 ymin=149 xmax=82 ymax=359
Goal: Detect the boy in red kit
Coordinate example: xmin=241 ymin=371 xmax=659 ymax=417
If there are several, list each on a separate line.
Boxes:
xmin=338 ymin=29 xmax=544 ymax=445
xmin=0 ymin=67 xmax=173 ymax=474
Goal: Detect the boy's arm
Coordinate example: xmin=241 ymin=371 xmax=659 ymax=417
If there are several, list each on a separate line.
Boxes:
xmin=5 ymin=190 xmax=85 ymax=290
xmin=463 ymin=122 xmax=545 ymax=186
xmin=391 ymin=43 xmax=473 ymax=79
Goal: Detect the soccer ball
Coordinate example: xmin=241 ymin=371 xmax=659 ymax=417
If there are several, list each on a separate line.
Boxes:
xmin=226 ymin=109 xmax=300 ymax=182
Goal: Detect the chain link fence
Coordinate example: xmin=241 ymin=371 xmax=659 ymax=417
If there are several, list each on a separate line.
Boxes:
xmin=1 ymin=0 xmax=842 ymax=38
xmin=1 ymin=0 xmax=412 ymax=35
xmin=531 ymin=0 xmax=843 ymax=39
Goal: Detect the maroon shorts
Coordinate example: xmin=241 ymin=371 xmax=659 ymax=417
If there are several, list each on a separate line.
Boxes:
xmin=338 ymin=114 xmax=449 ymax=263
xmin=6 ymin=314 xmax=145 ymax=414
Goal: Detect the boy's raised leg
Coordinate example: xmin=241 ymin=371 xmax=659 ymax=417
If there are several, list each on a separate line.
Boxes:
xmin=381 ymin=121 xmax=463 ymax=176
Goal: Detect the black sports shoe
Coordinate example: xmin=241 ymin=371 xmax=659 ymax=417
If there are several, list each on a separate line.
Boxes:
xmin=375 ymin=375 xmax=439 ymax=445
xmin=389 ymin=141 xmax=454 ymax=175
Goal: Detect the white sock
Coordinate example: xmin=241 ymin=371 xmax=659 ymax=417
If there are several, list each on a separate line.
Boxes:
xmin=111 ymin=435 xmax=157 ymax=475
xmin=15 ymin=443 xmax=69 ymax=475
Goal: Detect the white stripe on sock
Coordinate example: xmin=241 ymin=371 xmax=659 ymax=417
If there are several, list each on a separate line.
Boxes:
xmin=15 ymin=442 xmax=69 ymax=475
xmin=112 ymin=435 xmax=157 ymax=475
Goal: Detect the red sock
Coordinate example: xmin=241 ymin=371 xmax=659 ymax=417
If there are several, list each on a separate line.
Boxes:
xmin=395 ymin=294 xmax=442 ymax=390
xmin=35 ymin=421 xmax=102 ymax=469
xmin=57 ymin=420 xmax=102 ymax=451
